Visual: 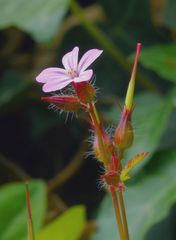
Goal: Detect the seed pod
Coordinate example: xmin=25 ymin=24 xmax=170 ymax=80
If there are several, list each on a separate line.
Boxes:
xmin=114 ymin=107 xmax=134 ymax=150
xmin=125 ymin=43 xmax=141 ymax=110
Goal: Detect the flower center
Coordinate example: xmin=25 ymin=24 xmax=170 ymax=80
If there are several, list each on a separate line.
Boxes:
xmin=68 ymin=69 xmax=79 ymax=78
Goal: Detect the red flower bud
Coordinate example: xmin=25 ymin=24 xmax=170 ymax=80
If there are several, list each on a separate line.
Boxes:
xmin=73 ymin=82 xmax=95 ymax=104
xmin=41 ymin=95 xmax=81 ymax=112
xmin=114 ymin=107 xmax=134 ymax=150
xmin=93 ymin=131 xmax=113 ymax=163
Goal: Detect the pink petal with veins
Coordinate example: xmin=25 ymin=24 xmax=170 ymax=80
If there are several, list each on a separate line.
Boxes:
xmin=78 ymin=49 xmax=103 ymax=72
xmin=42 ymin=79 xmax=73 ymax=92
xmin=74 ymin=69 xmax=93 ymax=83
xmin=62 ymin=47 xmax=79 ymax=71
xmin=36 ymin=68 xmax=68 ymax=83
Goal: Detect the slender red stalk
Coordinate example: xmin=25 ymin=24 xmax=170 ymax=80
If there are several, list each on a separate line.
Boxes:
xmin=26 ymin=183 xmax=35 ymax=240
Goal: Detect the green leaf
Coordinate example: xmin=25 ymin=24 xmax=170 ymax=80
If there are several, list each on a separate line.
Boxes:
xmin=138 ymin=44 xmax=176 ymax=83
xmin=163 ymin=0 xmax=176 ymax=29
xmin=93 ymin=150 xmax=176 ymax=240
xmin=36 ymin=205 xmax=86 ymax=240
xmin=0 ymin=0 xmax=71 ymax=42
xmin=107 ymin=91 xmax=174 ymax=171
xmin=0 ymin=180 xmax=46 ymax=240
xmin=120 ymin=152 xmax=149 ymax=182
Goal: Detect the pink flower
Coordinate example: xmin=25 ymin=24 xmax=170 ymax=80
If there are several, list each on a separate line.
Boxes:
xmin=36 ymin=47 xmax=103 ymax=92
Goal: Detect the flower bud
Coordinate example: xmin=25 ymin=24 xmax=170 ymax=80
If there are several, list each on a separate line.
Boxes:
xmin=114 ymin=108 xmax=134 ymax=150
xmin=41 ymin=95 xmax=81 ymax=112
xmin=73 ymin=82 xmax=95 ymax=104
xmin=93 ymin=131 xmax=113 ymax=163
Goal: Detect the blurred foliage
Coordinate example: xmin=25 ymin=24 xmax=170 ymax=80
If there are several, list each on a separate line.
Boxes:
xmin=0 ymin=181 xmax=46 ymax=240
xmin=0 ymin=0 xmax=71 ymax=42
xmin=0 ymin=0 xmax=176 ymax=239
xmin=138 ymin=44 xmax=176 ymax=83
xmin=36 ymin=206 xmax=86 ymax=240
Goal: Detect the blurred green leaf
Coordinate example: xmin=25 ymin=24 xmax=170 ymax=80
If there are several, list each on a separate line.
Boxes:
xmin=97 ymin=0 xmax=150 ymax=25
xmin=36 ymin=205 xmax=86 ymax=240
xmin=0 ymin=0 xmax=71 ymax=42
xmin=163 ymin=0 xmax=176 ymax=29
xmin=159 ymin=109 xmax=176 ymax=150
xmin=0 ymin=180 xmax=46 ymax=240
xmin=93 ymin=150 xmax=176 ymax=240
xmin=107 ymin=91 xmax=174 ymax=171
xmin=138 ymin=44 xmax=176 ymax=83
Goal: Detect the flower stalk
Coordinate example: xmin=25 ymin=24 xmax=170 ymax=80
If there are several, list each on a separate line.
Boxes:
xmin=88 ymin=101 xmax=129 ymax=239
xmin=118 ymin=191 xmax=129 ymax=240
xmin=36 ymin=43 xmax=149 ymax=240
xmin=111 ymin=189 xmax=125 ymax=240
xmin=88 ymin=102 xmax=111 ymax=166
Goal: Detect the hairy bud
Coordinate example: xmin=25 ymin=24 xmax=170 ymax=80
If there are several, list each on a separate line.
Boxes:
xmin=73 ymin=82 xmax=95 ymax=104
xmin=41 ymin=95 xmax=81 ymax=112
xmin=93 ymin=131 xmax=113 ymax=163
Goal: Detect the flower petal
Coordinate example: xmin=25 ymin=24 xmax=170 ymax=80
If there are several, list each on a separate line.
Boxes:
xmin=62 ymin=46 xmax=79 ymax=71
xmin=36 ymin=68 xmax=68 ymax=83
xmin=74 ymin=69 xmax=93 ymax=83
xmin=78 ymin=49 xmax=103 ymax=72
xmin=42 ymin=79 xmax=73 ymax=92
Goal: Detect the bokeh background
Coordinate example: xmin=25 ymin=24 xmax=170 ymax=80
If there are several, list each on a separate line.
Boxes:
xmin=0 ymin=0 xmax=176 ymax=239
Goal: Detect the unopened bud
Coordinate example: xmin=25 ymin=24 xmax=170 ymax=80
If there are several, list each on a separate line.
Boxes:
xmin=73 ymin=82 xmax=95 ymax=104
xmin=114 ymin=108 xmax=133 ymax=150
xmin=93 ymin=132 xmax=113 ymax=163
xmin=41 ymin=95 xmax=81 ymax=112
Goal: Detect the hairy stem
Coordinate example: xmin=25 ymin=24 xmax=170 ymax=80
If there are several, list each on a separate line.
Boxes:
xmin=88 ymin=102 xmax=129 ymax=239
xmin=88 ymin=102 xmax=110 ymax=165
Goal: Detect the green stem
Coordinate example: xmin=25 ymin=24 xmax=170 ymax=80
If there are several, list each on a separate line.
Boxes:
xmin=70 ymin=0 xmax=160 ymax=93
xmin=111 ymin=189 xmax=125 ymax=240
xmin=118 ymin=192 xmax=129 ymax=240
xmin=118 ymin=154 xmax=129 ymax=240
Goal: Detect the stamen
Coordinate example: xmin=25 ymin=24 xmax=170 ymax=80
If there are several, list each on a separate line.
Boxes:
xmin=68 ymin=69 xmax=79 ymax=78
